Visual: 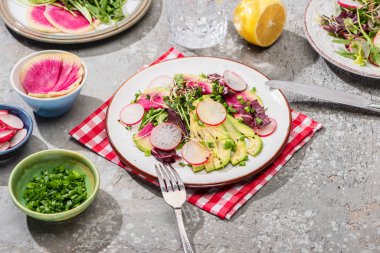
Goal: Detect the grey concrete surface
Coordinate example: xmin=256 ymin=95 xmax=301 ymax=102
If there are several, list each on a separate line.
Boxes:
xmin=0 ymin=0 xmax=379 ymax=252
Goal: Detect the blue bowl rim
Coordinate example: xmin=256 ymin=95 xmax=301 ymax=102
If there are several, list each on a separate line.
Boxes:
xmin=0 ymin=105 xmax=33 ymax=156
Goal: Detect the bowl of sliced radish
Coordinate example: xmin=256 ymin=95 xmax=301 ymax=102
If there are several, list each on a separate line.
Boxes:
xmin=0 ymin=105 xmax=33 ymax=160
xmin=10 ymin=50 xmax=87 ymax=118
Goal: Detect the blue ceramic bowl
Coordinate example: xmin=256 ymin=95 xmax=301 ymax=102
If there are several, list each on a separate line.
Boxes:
xmin=10 ymin=50 xmax=87 ymax=118
xmin=0 ymin=105 xmax=33 ymax=160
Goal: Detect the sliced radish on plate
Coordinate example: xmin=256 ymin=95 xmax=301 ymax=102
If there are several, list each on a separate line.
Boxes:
xmin=0 ymin=141 xmax=10 ymax=151
xmin=181 ymin=140 xmax=210 ymax=165
xmin=338 ymin=0 xmax=362 ymax=9
xmin=0 ymin=110 xmax=8 ymax=115
xmin=0 ymin=114 xmax=24 ymax=130
xmin=254 ymin=118 xmax=277 ymax=137
xmin=150 ymin=123 xmax=182 ymax=151
xmin=223 ymin=70 xmax=247 ymax=92
xmin=196 ymin=100 xmax=227 ymax=126
xmin=148 ymin=75 xmax=175 ymax=89
xmin=119 ymin=103 xmax=145 ymax=126
xmin=10 ymin=129 xmax=28 ymax=148
xmin=0 ymin=130 xmax=16 ymax=143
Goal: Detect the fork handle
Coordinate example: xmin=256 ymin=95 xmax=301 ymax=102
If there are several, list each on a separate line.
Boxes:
xmin=174 ymin=208 xmax=194 ymax=253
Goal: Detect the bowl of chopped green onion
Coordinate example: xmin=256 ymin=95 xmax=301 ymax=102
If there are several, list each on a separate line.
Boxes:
xmin=8 ymin=149 xmax=99 ymax=222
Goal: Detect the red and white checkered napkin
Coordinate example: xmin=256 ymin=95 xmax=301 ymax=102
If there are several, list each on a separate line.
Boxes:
xmin=70 ymin=47 xmax=323 ymax=219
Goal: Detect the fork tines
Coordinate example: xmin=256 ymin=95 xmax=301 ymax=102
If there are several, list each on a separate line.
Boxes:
xmin=155 ymin=163 xmax=185 ymax=192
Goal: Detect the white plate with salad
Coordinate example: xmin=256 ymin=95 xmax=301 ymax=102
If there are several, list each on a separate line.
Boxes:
xmin=0 ymin=0 xmax=151 ymax=44
xmin=304 ymin=0 xmax=380 ymax=79
xmin=106 ymin=57 xmax=291 ymax=188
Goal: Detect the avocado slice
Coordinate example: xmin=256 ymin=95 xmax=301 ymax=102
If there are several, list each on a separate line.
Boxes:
xmin=247 ymin=135 xmax=263 ymax=157
xmin=227 ymin=115 xmax=255 ymax=138
xmin=133 ymin=134 xmax=153 ymax=156
xmin=203 ymin=126 xmax=232 ymax=170
xmin=223 ymin=117 xmax=247 ymax=165
xmin=192 ymin=164 xmax=205 ymax=173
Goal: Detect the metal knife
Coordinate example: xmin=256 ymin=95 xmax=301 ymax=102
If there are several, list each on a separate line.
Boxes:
xmin=265 ymin=80 xmax=380 ymax=113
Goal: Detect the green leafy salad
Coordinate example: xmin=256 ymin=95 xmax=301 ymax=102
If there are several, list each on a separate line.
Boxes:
xmin=119 ymin=71 xmax=278 ymax=173
xmin=320 ymin=0 xmax=380 ymax=66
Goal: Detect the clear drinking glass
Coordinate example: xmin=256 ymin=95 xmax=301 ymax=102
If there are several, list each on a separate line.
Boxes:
xmin=166 ymin=0 xmax=228 ymax=49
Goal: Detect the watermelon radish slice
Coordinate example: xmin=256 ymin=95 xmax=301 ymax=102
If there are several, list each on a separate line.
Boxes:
xmin=27 ymin=6 xmax=59 ymax=33
xmin=51 ymin=53 xmax=82 ymax=91
xmin=44 ymin=5 xmax=99 ymax=34
xmin=181 ymin=140 xmax=210 ymax=165
xmin=0 ymin=142 xmax=10 ymax=152
xmin=338 ymin=0 xmax=362 ymax=9
xmin=120 ymin=103 xmax=145 ymax=126
xmin=0 ymin=110 xmax=8 ymax=115
xmin=254 ymin=118 xmax=277 ymax=137
xmin=20 ymin=53 xmax=62 ymax=95
xmin=0 ymin=114 xmax=23 ymax=130
xmin=196 ymin=100 xmax=227 ymax=126
xmin=148 ymin=75 xmax=175 ymax=89
xmin=223 ymin=70 xmax=247 ymax=92
xmin=137 ymin=88 xmax=170 ymax=110
xmin=10 ymin=129 xmax=28 ymax=148
xmin=185 ymin=81 xmax=213 ymax=94
xmin=150 ymin=123 xmax=182 ymax=151
xmin=20 ymin=52 xmax=84 ymax=98
xmin=0 ymin=130 xmax=16 ymax=143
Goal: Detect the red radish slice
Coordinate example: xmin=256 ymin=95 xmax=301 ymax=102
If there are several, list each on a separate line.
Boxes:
xmin=150 ymin=123 xmax=182 ymax=151
xmin=0 ymin=141 xmax=10 ymax=151
xmin=223 ymin=70 xmax=248 ymax=92
xmin=10 ymin=129 xmax=28 ymax=148
xmin=254 ymin=118 xmax=277 ymax=137
xmin=119 ymin=103 xmax=145 ymax=126
xmin=196 ymin=100 xmax=227 ymax=126
xmin=0 ymin=130 xmax=16 ymax=143
xmin=181 ymin=140 xmax=210 ymax=165
xmin=0 ymin=114 xmax=24 ymax=130
xmin=148 ymin=75 xmax=175 ymax=89
xmin=338 ymin=0 xmax=362 ymax=9
xmin=0 ymin=110 xmax=8 ymax=115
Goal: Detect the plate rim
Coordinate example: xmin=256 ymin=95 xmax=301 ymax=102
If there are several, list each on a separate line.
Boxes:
xmin=105 ymin=56 xmax=292 ymax=188
xmin=303 ymin=0 xmax=380 ymax=79
xmin=0 ymin=0 xmax=151 ymax=44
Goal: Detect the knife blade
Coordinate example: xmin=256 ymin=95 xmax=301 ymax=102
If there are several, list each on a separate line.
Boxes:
xmin=265 ymin=80 xmax=380 ymax=113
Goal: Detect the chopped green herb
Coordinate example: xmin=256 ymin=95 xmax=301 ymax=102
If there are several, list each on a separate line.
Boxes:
xmin=206 ymin=142 xmax=214 ymax=149
xmin=255 ymin=118 xmax=263 ymax=125
xmin=239 ymin=161 xmax=246 ymax=166
xmin=178 ymin=162 xmax=186 ymax=167
xmin=23 ymin=165 xmax=87 ymax=214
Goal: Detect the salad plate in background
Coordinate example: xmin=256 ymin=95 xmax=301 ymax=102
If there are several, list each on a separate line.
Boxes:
xmin=0 ymin=0 xmax=151 ymax=44
xmin=106 ymin=57 xmax=291 ymax=188
xmin=304 ymin=0 xmax=380 ymax=79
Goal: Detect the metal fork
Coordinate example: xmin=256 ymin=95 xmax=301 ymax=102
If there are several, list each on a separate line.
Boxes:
xmin=155 ymin=163 xmax=194 ymax=253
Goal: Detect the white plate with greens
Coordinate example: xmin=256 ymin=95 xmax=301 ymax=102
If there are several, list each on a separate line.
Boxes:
xmin=0 ymin=0 xmax=151 ymax=44
xmin=304 ymin=0 xmax=380 ymax=79
xmin=106 ymin=57 xmax=291 ymax=188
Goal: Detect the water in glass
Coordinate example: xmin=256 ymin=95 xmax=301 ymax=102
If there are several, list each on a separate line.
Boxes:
xmin=167 ymin=0 xmax=228 ymax=49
